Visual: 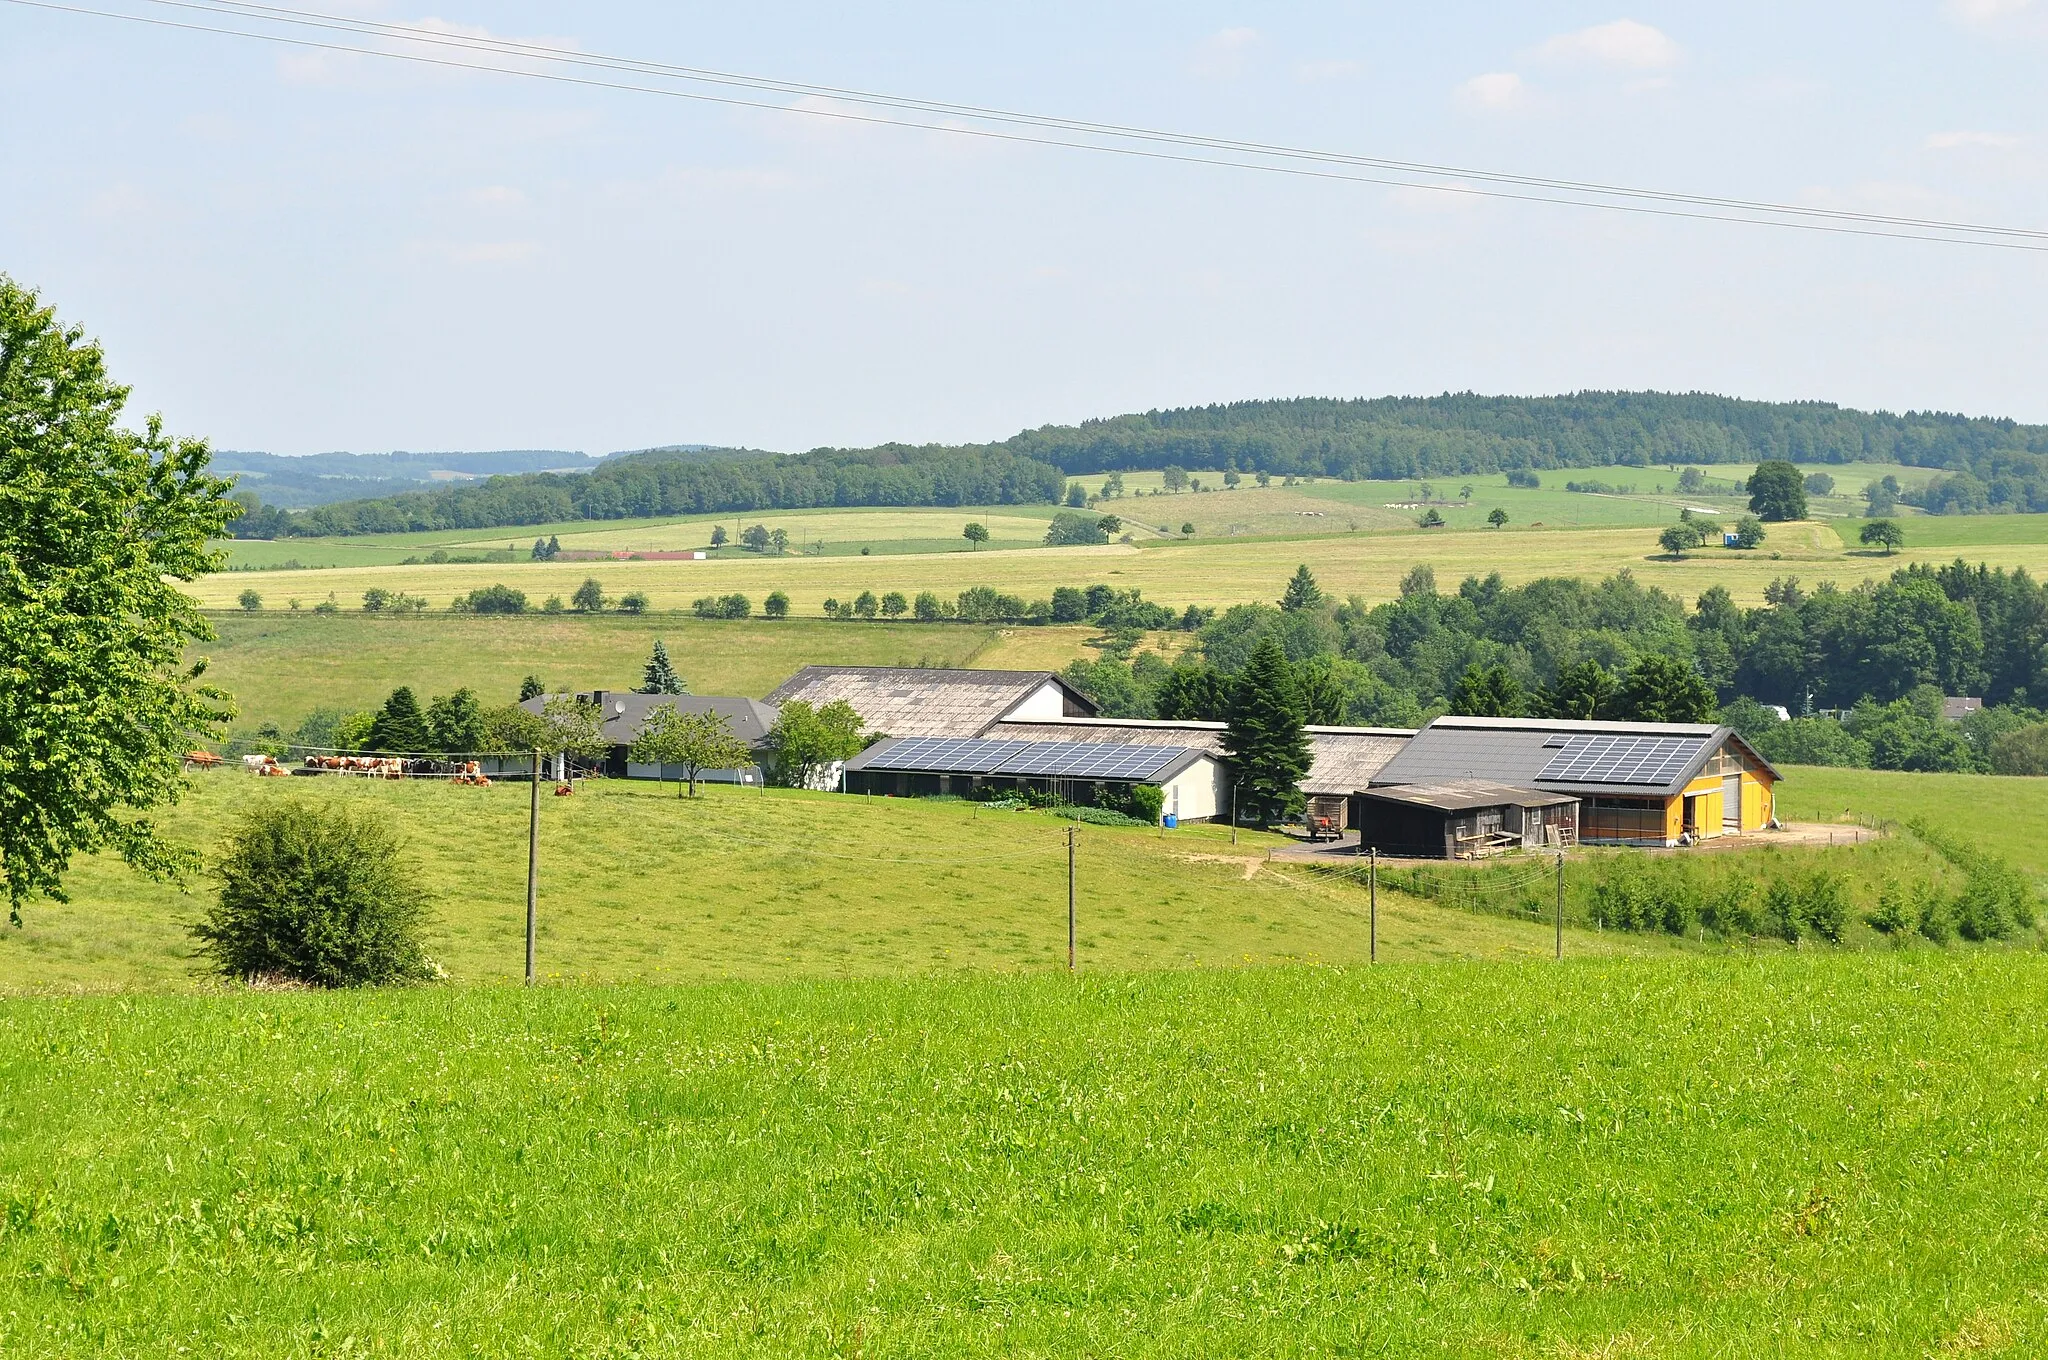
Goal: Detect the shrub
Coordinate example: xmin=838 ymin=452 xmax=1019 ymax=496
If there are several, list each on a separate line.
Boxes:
xmin=1126 ymin=784 xmax=1165 ymax=825
xmin=1865 ymin=880 xmax=1912 ymax=936
xmin=618 ymin=590 xmax=649 ymax=614
xmin=1763 ymin=878 xmax=1803 ymax=942
xmin=238 ymin=588 xmax=262 ymax=611
xmin=764 ymin=590 xmax=790 ymax=619
xmin=1060 ymin=806 xmax=1149 ymax=828
xmin=1799 ymin=872 xmax=1848 ymax=944
xmin=1505 ymin=469 xmax=1539 ymax=488
xmin=460 ymin=583 xmax=528 ymax=615
xmin=192 ymin=801 xmax=435 ymax=987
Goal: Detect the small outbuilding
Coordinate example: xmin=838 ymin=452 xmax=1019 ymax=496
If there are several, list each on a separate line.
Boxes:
xmin=1349 ymin=782 xmax=1580 ymax=859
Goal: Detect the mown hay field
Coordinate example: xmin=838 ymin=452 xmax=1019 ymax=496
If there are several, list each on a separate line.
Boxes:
xmin=6 ymin=955 xmax=2047 ymax=1355
xmin=189 ymin=517 xmax=2048 ymax=616
xmin=0 ymin=774 xmax=1673 ymax=995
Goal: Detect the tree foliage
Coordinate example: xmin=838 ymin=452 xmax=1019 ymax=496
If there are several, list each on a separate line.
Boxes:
xmin=192 ymin=799 xmax=434 ymax=986
xmin=0 ymin=277 xmax=239 ymax=921
xmin=640 ymin=639 xmax=685 ymax=695
xmin=630 ymin=705 xmax=752 ymax=797
xmin=1747 ymin=461 xmax=1809 ymax=522
xmin=765 ymin=700 xmax=867 ymax=789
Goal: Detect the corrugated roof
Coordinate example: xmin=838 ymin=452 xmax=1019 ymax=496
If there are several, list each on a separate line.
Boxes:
xmin=1357 ymin=781 xmax=1579 ymax=813
xmin=1372 ymin=717 xmax=1772 ymax=797
xmin=846 ymin=735 xmax=1211 ymax=784
xmin=990 ymin=718 xmax=1413 ymax=794
xmin=519 ymin=691 xmax=779 ymax=747
xmin=764 ymin=666 xmax=1095 ymax=738
xmin=1302 ymin=730 xmax=1416 ymax=795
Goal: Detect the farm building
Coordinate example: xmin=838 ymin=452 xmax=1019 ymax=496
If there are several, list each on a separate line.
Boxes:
xmin=843 ymin=735 xmax=1229 ymax=821
xmin=1364 ymin=716 xmax=1781 ymax=851
xmin=989 ymin=715 xmax=1413 ymax=826
xmin=1349 ymin=783 xmax=1580 ymax=859
xmin=765 ymin=666 xmax=1095 ymax=738
xmin=519 ymin=690 xmax=779 ymax=783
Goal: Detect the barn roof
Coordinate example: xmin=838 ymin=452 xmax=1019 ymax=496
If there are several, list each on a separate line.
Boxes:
xmin=991 ymin=716 xmax=1412 ymax=794
xmin=1356 ymin=781 xmax=1579 ymax=813
xmin=765 ymin=667 xmax=1095 ymax=738
xmin=1370 ymin=716 xmax=1780 ymax=798
xmin=520 ymin=691 xmax=779 ymax=747
xmin=845 ymin=734 xmax=1211 ymax=784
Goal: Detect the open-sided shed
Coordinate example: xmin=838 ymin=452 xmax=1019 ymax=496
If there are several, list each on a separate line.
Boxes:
xmin=1350 ymin=782 xmax=1580 ymax=859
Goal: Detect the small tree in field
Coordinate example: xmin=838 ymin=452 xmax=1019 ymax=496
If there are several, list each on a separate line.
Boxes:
xmin=639 ymin=639 xmax=685 ymax=695
xmin=238 ymin=588 xmax=262 ymax=610
xmin=1860 ymin=519 xmax=1904 ymax=555
xmin=192 ymin=800 xmax=435 ymax=986
xmin=1487 ymin=508 xmax=1508 ymax=529
xmin=631 ymin=705 xmax=753 ymax=797
xmin=764 ymin=590 xmax=790 ymax=619
xmin=766 ymin=699 xmax=866 ymax=788
xmin=571 ymin=577 xmax=608 ymax=613
xmin=963 ymin=522 xmax=989 ymax=550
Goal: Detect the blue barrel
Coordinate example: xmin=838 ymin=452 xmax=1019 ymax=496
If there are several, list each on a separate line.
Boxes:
xmin=1162 ymin=814 xmax=1178 ymax=829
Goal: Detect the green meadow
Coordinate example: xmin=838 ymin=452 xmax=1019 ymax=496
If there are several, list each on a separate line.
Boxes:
xmin=6 ymin=955 xmax=2047 ymax=1356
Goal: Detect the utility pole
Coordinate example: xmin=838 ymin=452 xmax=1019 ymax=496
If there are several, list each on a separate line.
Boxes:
xmin=1067 ymin=827 xmax=1077 ymax=972
xmin=1555 ymin=851 xmax=1565 ymax=961
xmin=1369 ymin=846 xmax=1378 ymax=964
xmin=1230 ymin=784 xmax=1238 ymax=845
xmin=527 ymin=748 xmax=541 ymax=986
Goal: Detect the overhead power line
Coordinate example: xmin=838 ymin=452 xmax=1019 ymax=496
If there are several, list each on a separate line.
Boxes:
xmin=11 ymin=0 xmax=2048 ymax=252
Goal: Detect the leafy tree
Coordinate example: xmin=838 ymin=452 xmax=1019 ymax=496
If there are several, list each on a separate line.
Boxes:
xmin=1180 ymin=521 xmax=1195 ymax=537
xmin=518 ymin=674 xmax=546 ymax=701
xmin=1162 ymin=465 xmax=1189 ymax=493
xmin=853 ymin=590 xmax=879 ymax=620
xmin=1803 ymin=472 xmax=1835 ymax=496
xmin=1450 ymin=663 xmax=1526 ymax=717
xmin=631 ymin=705 xmax=752 ymax=797
xmin=1155 ymin=664 xmax=1230 ymax=721
xmin=362 ymin=587 xmax=392 ymax=612
xmin=192 ymin=800 xmax=434 ymax=986
xmin=618 ymin=590 xmax=649 ymax=614
xmin=765 ymin=699 xmax=866 ymax=788
xmin=424 ymin=687 xmax=486 ymax=753
xmin=1254 ymin=469 xmax=1271 ymax=487
xmin=457 ymin=583 xmax=527 ymax=614
xmin=1399 ymin=565 xmax=1436 ymax=597
xmin=769 ymin=528 xmax=789 ymax=556
xmin=1542 ymin=659 xmax=1617 ymax=720
xmin=538 ymin=694 xmax=611 ymax=777
xmin=1658 ymin=525 xmax=1698 ymax=558
xmin=571 ymin=577 xmax=607 ymax=612
xmin=530 ymin=536 xmax=550 ymax=561
xmin=764 ymin=590 xmax=790 ymax=619
xmin=1280 ymin=564 xmax=1324 ymax=613
xmin=1418 ymin=508 xmax=1446 ymax=528
xmin=1747 ymin=460 xmax=1808 ymax=522
xmin=1050 ymin=586 xmax=1088 ymax=622
xmin=880 ymin=591 xmax=908 ymax=618
xmin=1865 ymin=476 xmax=1901 ymax=516
xmin=238 ymin=588 xmax=262 ymax=610
xmin=1505 ymin=468 xmax=1539 ymax=488
xmin=1043 ymin=512 xmax=1111 ymax=547
xmin=543 ymin=595 xmax=564 ymax=613
xmin=1748 ymin=717 xmax=1871 ymax=768
xmin=640 ymin=639 xmax=685 ymax=695
xmin=1222 ymin=638 xmax=1311 ymax=826
xmin=1104 ymin=471 xmax=1126 ymax=497
xmin=1614 ymin=656 xmax=1716 ymax=723
xmin=740 ymin=524 xmax=770 ymax=552
xmin=1487 ymin=508 xmax=1508 ymax=529
xmin=1223 ymin=470 xmax=1241 ymax=488
xmin=709 ymin=524 xmax=728 ymax=547
xmin=0 ymin=279 xmax=240 ymax=921
xmin=1676 ymin=466 xmax=1705 ymax=493
xmin=365 ymin=686 xmax=431 ymax=753
xmin=963 ymin=521 xmax=989 ymax=549
xmin=333 ymin=710 xmax=377 ymax=751
xmin=1860 ymin=519 xmax=1904 ymax=555
xmin=1731 ymin=516 xmax=1765 ymax=549
xmin=479 ymin=702 xmax=546 ymax=753
xmin=1066 ymin=482 xmax=1088 ymax=507
xmin=1990 ymin=724 xmax=2048 ymax=775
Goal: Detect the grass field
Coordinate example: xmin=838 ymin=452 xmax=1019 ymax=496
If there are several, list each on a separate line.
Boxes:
xmin=1829 ymin=513 xmax=2048 ymax=550
xmin=189 ymin=516 xmax=2048 ymax=617
xmin=7 ymin=954 xmax=2047 ymax=1355
xmin=0 ymin=775 xmax=1673 ymax=995
xmin=193 ymin=613 xmax=1021 ymax=733
xmin=1779 ymin=764 xmax=2048 ymax=888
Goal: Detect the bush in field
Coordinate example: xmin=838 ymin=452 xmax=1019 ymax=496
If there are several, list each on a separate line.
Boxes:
xmin=1865 ymin=880 xmax=1913 ymax=937
xmin=1799 ymin=872 xmax=1849 ymax=944
xmin=1763 ymin=878 xmax=1803 ymax=943
xmin=1707 ymin=878 xmax=1760 ymax=937
xmin=193 ymin=801 xmax=435 ymax=987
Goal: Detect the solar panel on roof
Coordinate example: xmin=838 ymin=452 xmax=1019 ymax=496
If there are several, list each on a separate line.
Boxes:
xmin=858 ymin=737 xmax=1191 ymax=781
xmin=1535 ymin=735 xmax=1701 ymax=786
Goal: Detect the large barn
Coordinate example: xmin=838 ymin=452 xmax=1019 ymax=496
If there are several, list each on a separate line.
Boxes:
xmin=843 ymin=735 xmax=1229 ymax=821
xmin=765 ymin=666 xmax=1096 ymax=738
xmin=1364 ymin=716 xmax=1781 ymax=851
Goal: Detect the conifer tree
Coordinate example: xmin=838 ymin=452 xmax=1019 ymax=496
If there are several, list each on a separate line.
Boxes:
xmin=518 ymin=674 xmax=546 ymax=702
xmin=1450 ymin=663 xmax=1526 ymax=717
xmin=1279 ymin=564 xmax=1324 ymax=612
xmin=365 ymin=686 xmax=430 ymax=753
xmin=1223 ymin=638 xmax=1311 ymax=826
xmin=639 ymin=639 xmax=685 ymax=695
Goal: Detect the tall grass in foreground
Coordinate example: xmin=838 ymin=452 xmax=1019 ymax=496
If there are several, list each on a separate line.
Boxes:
xmin=5 ymin=956 xmax=2047 ymax=1356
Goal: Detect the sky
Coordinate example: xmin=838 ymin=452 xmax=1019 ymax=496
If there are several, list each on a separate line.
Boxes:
xmin=2 ymin=1 xmax=2045 ymax=455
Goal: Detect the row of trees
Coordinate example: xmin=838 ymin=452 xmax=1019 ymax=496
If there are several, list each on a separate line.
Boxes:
xmin=1058 ymin=561 xmax=2048 ymax=774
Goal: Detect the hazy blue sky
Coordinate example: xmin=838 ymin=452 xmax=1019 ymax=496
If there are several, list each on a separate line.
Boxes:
xmin=3 ymin=2 xmax=2044 ymax=454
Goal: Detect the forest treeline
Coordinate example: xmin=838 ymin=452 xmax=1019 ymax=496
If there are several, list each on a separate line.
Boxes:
xmin=230 ymin=392 xmax=2048 ymax=537
xmin=1059 ymin=558 xmax=2048 ymax=776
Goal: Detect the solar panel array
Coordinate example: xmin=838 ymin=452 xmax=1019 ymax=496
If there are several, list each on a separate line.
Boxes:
xmin=1535 ymin=735 xmax=1703 ymax=787
xmin=860 ymin=736 xmax=1192 ymax=782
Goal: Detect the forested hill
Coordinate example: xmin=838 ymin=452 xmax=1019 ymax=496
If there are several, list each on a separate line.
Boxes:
xmin=241 ymin=392 xmax=2048 ymax=536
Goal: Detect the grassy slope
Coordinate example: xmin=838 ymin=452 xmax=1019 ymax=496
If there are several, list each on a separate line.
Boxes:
xmin=1778 ymin=764 xmax=2048 ymax=886
xmin=5 ymin=955 xmax=2046 ymax=1356
xmin=195 ymin=614 xmax=1007 ymax=731
xmin=190 ymin=516 xmax=2048 ymax=616
xmin=1829 ymin=514 xmax=2048 ymax=550
xmin=0 ymin=776 xmax=1666 ymax=994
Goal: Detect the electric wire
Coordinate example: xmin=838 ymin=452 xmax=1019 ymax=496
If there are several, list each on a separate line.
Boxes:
xmin=10 ymin=0 xmax=2047 ymax=252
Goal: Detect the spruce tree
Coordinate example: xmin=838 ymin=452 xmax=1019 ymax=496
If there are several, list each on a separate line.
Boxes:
xmin=518 ymin=674 xmax=546 ymax=702
xmin=365 ymin=686 xmax=430 ymax=753
xmin=1223 ymin=638 xmax=1312 ymax=826
xmin=640 ymin=639 xmax=685 ymax=695
xmin=1279 ymin=564 xmax=1324 ymax=612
